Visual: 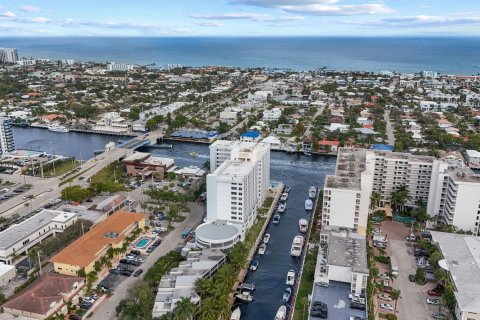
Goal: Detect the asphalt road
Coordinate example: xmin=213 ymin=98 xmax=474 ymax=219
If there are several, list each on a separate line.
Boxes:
xmin=384 ymin=110 xmax=396 ymax=145
xmin=90 ymin=202 xmax=205 ymax=320
xmin=0 ymin=147 xmax=130 ymax=219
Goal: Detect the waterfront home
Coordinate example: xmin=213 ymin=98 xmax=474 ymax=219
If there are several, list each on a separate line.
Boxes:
xmin=122 ymin=152 xmax=174 ymax=180
xmin=317 ymin=140 xmax=340 ymax=153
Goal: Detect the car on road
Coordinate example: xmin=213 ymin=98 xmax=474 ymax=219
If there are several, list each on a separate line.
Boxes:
xmin=380 ymin=303 xmax=394 ymax=311
xmin=378 ymin=294 xmax=392 ymax=301
xmin=48 ymin=187 xmax=54 ymax=192
xmin=427 ymin=299 xmax=441 ymax=305
xmin=428 ymin=290 xmax=442 ymax=297
xmin=79 ymin=176 xmax=85 ymax=180
xmin=133 ymin=269 xmax=144 ymax=277
xmin=409 ymin=274 xmax=416 ymax=282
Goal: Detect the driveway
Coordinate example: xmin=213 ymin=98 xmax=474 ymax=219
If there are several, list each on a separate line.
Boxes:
xmin=90 ymin=202 xmax=205 ymax=320
xmin=379 ymin=221 xmax=433 ymax=320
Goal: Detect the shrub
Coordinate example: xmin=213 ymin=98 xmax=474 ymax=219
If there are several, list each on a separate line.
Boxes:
xmin=374 ymin=255 xmax=390 ymax=264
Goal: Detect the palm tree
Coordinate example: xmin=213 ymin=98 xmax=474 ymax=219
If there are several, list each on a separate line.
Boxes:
xmin=370 ymin=191 xmax=381 ymax=209
xmin=194 ymin=277 xmax=216 ymax=299
xmin=172 ymin=297 xmax=196 ymax=320
xmin=391 ymin=289 xmax=401 ymax=313
xmin=197 ymin=297 xmax=218 ymax=320
xmin=216 ymin=264 xmax=237 ymax=288
xmin=391 ymin=185 xmax=411 ymax=214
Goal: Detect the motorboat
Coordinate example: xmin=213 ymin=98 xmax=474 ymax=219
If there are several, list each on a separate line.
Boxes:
xmin=250 ymin=260 xmax=259 ymax=271
xmin=286 ymin=269 xmax=296 ymax=286
xmin=235 ymin=290 xmax=254 ymax=302
xmin=263 ymin=233 xmax=271 ymax=244
xmin=305 ymin=199 xmax=313 ymax=211
xmin=304 ymin=150 xmax=312 ymax=156
xmin=258 ymin=243 xmax=267 ymax=255
xmin=299 ymin=219 xmax=308 ymax=233
xmin=275 ymin=305 xmax=287 ymax=320
xmin=239 ymin=282 xmax=255 ymax=291
xmin=273 ymin=215 xmax=281 ymax=224
xmin=48 ymin=124 xmax=69 ymax=133
xmin=231 ymin=307 xmax=241 ymax=320
xmin=285 ymin=186 xmax=291 ymax=193
xmin=309 ymin=186 xmax=317 ymax=198
xmin=280 ymin=192 xmax=289 ymax=201
xmin=277 ymin=203 xmax=287 ymax=213
xmin=282 ymin=287 xmax=292 ymax=304
xmin=290 ymin=235 xmax=304 ymax=257
xmin=188 ymin=151 xmax=198 ymax=158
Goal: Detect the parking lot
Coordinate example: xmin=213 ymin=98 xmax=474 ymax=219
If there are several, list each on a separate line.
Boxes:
xmin=377 ymin=221 xmax=443 ymax=320
xmin=309 ymin=281 xmax=366 ymax=320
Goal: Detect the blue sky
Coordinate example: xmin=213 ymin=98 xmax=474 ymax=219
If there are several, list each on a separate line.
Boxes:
xmin=0 ymin=0 xmax=479 ymax=36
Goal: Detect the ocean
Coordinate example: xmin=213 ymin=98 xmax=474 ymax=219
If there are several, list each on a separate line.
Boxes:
xmin=1 ymin=36 xmax=479 ymax=74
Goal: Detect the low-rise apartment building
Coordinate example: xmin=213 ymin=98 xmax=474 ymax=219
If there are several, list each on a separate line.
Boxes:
xmin=0 ymin=210 xmax=78 ymax=265
xmin=122 ymin=152 xmax=174 ymax=179
xmin=50 ymin=211 xmax=145 ymax=276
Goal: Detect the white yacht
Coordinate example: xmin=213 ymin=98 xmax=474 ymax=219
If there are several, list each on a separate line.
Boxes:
xmin=263 ymin=233 xmax=271 ymax=244
xmin=286 ymin=269 xmax=296 ymax=286
xmin=309 ymin=186 xmax=317 ymax=198
xmin=48 ymin=124 xmax=69 ymax=133
xmin=231 ymin=307 xmax=241 ymax=320
xmin=273 ymin=214 xmax=281 ymax=224
xmin=298 ymin=219 xmax=308 ymax=233
xmin=290 ymin=235 xmax=304 ymax=257
xmin=275 ymin=305 xmax=287 ymax=320
xmin=305 ymin=199 xmax=313 ymax=210
xmin=235 ymin=290 xmax=254 ymax=302
xmin=258 ymin=243 xmax=266 ymax=255
xmin=280 ymin=192 xmax=289 ymax=201
xmin=277 ymin=203 xmax=287 ymax=213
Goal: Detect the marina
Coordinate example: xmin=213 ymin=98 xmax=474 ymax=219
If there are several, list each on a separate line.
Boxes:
xmin=10 ymin=130 xmax=336 ymax=320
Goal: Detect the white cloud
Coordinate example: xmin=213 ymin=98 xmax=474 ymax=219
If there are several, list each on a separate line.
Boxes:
xmin=190 ymin=12 xmax=304 ymax=22
xmin=343 ymin=13 xmax=480 ymax=28
xmin=196 ymin=21 xmax=224 ymax=27
xmin=30 ymin=17 xmax=50 ymax=23
xmin=19 ymin=5 xmax=41 ymax=12
xmin=0 ymin=11 xmax=16 ymax=18
xmin=228 ymin=0 xmax=394 ymax=15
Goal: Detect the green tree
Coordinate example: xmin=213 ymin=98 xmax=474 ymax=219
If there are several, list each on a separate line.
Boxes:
xmin=370 ymin=191 xmax=381 ymax=209
xmin=172 ymin=297 xmax=196 ymax=320
xmin=391 ymin=289 xmax=401 ymax=314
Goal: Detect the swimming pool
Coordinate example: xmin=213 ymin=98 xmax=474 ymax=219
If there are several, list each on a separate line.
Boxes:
xmin=134 ymin=238 xmax=150 ymax=249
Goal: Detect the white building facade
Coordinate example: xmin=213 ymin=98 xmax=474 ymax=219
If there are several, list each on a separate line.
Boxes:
xmin=0 ymin=117 xmax=15 ymax=155
xmin=0 ymin=48 xmax=18 ymax=63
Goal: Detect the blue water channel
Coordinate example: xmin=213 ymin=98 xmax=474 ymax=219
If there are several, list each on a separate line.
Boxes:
xmin=12 ymin=128 xmax=337 ymax=319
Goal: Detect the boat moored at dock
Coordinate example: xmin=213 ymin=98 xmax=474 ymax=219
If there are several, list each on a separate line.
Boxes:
xmin=263 ymin=233 xmax=271 ymax=244
xmin=304 ymin=198 xmax=313 ymax=210
xmin=275 ymin=305 xmax=287 ymax=320
xmin=299 ymin=219 xmax=308 ymax=233
xmin=286 ymin=269 xmax=295 ymax=286
xmin=273 ymin=214 xmax=281 ymax=224
xmin=309 ymin=186 xmax=317 ymax=198
xmin=258 ymin=243 xmax=267 ymax=255
xmin=277 ymin=203 xmax=286 ymax=213
xmin=290 ymin=235 xmax=304 ymax=257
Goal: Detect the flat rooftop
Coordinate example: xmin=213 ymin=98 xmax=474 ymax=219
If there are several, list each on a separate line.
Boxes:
xmin=0 ymin=210 xmax=77 ymax=250
xmin=335 ymin=148 xmax=366 ymax=179
xmin=327 ymin=231 xmax=368 ymax=274
xmin=213 ymin=160 xmax=255 ymax=178
xmin=196 ymin=221 xmax=239 ymax=241
xmin=50 ymin=211 xmax=144 ymax=268
xmin=325 ymin=175 xmax=360 ymax=190
xmin=448 ymin=167 xmax=480 ymax=183
xmin=430 ymin=231 xmax=480 ymax=315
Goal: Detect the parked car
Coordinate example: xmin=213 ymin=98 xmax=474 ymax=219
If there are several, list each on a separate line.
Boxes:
xmin=133 ymin=269 xmax=144 ymax=277
xmin=383 ymin=286 xmax=393 ymax=294
xmin=409 ymin=274 xmax=416 ymax=282
xmin=406 ymin=234 xmax=416 ymax=241
xmin=378 ymin=294 xmax=392 ymax=301
xmin=427 ymin=299 xmax=441 ymax=305
xmin=428 ymin=290 xmax=442 ymax=297
xmin=432 ymin=313 xmax=448 ymax=320
xmin=380 ymin=303 xmax=394 ymax=311
xmin=350 ymin=302 xmax=366 ymax=310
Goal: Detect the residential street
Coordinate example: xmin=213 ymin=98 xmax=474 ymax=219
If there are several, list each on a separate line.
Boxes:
xmin=90 ymin=202 xmax=205 ymax=320
xmin=384 ymin=110 xmax=396 ymax=145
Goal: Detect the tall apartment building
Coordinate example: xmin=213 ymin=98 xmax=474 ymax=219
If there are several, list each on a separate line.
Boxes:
xmin=196 ymin=140 xmax=270 ymax=249
xmin=0 ymin=117 xmax=15 ymax=155
xmin=0 ymin=48 xmax=18 ymax=63
xmin=324 ymin=148 xmax=480 ymax=235
xmin=323 ymin=148 xmax=373 ymax=235
xmin=428 ymin=165 xmax=480 ymax=234
xmin=107 ymin=62 xmax=134 ymax=71
xmin=209 ymin=140 xmax=270 ymax=205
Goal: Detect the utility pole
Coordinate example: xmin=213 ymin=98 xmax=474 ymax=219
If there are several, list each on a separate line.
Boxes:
xmin=37 ymin=251 xmax=42 ymax=276
xmin=81 ymin=222 xmax=85 ymax=235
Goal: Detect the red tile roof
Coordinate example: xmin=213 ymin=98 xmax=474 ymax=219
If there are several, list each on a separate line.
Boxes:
xmin=2 ymin=273 xmax=84 ymax=316
xmin=318 ymin=140 xmax=340 ymax=146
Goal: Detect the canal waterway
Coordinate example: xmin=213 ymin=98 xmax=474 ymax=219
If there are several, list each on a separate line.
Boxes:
xmin=12 ymin=127 xmax=336 ymax=319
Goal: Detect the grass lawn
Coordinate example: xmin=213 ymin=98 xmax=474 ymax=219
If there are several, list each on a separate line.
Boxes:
xmin=43 ymin=159 xmax=81 ymax=177
xmin=293 ymin=248 xmax=319 ymax=320
xmin=90 ymin=161 xmax=127 ymax=185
